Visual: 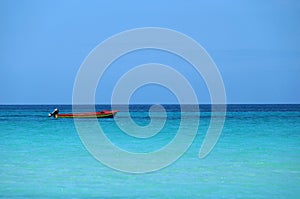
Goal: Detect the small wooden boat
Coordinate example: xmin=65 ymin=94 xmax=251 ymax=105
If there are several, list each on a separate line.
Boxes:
xmin=48 ymin=108 xmax=118 ymax=119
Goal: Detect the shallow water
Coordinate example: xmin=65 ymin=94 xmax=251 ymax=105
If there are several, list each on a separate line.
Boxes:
xmin=0 ymin=104 xmax=300 ymax=198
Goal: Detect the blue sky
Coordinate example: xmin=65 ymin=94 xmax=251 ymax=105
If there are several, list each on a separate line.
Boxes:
xmin=0 ymin=0 xmax=299 ymax=104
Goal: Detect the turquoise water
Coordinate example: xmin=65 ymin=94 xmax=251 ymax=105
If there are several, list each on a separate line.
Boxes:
xmin=1 ymin=104 xmax=300 ymax=198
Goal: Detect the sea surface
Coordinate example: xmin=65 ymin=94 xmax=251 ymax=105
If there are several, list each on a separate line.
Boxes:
xmin=0 ymin=104 xmax=300 ymax=198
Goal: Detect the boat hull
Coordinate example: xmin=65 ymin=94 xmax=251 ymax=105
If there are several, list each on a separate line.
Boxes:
xmin=54 ymin=110 xmax=118 ymax=118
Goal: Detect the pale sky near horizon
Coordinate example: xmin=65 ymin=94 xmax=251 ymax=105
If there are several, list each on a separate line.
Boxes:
xmin=1 ymin=0 xmax=299 ymax=104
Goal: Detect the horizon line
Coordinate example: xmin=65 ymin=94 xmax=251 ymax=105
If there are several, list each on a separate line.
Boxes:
xmin=0 ymin=103 xmax=299 ymax=105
